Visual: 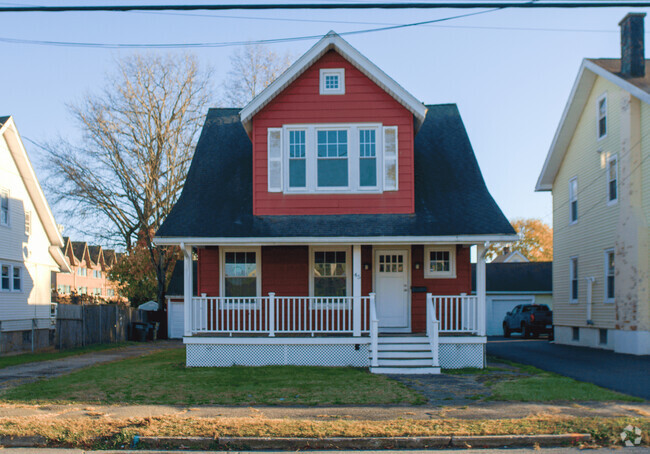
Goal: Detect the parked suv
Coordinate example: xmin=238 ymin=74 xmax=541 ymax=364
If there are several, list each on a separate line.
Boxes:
xmin=503 ymin=304 xmax=553 ymax=338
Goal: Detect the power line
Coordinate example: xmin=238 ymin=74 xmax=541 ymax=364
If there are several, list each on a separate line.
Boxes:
xmin=0 ymin=7 xmax=502 ymax=48
xmin=2 ymin=2 xmax=650 ymax=13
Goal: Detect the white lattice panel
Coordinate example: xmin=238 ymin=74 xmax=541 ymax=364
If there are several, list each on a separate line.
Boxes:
xmin=439 ymin=343 xmax=484 ymax=369
xmin=186 ymin=343 xmax=370 ymax=367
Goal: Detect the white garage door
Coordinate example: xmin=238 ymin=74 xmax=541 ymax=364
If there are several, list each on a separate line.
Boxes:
xmin=168 ymin=300 xmax=184 ymax=339
xmin=487 ymin=297 xmax=534 ymax=336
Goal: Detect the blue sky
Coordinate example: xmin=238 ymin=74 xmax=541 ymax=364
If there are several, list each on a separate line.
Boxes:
xmin=1 ymin=1 xmax=647 ymax=243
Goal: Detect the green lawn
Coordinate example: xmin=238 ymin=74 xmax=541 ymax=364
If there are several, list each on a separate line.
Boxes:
xmin=0 ymin=342 xmax=136 ymax=369
xmin=0 ymin=348 xmax=425 ymax=406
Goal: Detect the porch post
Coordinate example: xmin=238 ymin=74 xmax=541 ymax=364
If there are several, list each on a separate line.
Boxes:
xmin=352 ymin=244 xmax=362 ymax=336
xmin=182 ymin=243 xmax=193 ymax=337
xmin=476 ymin=243 xmax=487 ymax=336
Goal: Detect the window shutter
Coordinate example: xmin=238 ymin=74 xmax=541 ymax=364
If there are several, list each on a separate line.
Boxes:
xmin=383 ymin=126 xmax=398 ymax=191
xmin=267 ymin=128 xmax=283 ymax=192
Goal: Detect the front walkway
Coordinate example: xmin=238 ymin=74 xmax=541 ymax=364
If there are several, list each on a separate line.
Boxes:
xmin=0 ymin=340 xmax=182 ymax=390
xmin=487 ymin=337 xmax=650 ymax=400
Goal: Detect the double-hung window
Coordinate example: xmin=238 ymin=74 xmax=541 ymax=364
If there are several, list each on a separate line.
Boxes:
xmin=221 ymin=249 xmax=260 ymax=306
xmin=1 ymin=264 xmax=21 ymax=292
xmin=604 ymin=249 xmax=615 ymax=302
xmin=317 ymin=129 xmax=348 ymax=188
xmin=311 ymin=248 xmax=350 ymax=308
xmin=270 ymin=123 xmax=395 ymax=193
xmin=597 ymin=95 xmax=607 ymax=139
xmin=1 ymin=265 xmax=10 ymax=291
xmin=569 ymin=177 xmax=578 ymax=224
xmin=607 ymin=156 xmax=618 ymax=204
xmin=424 ymin=246 xmax=456 ymax=279
xmin=24 ymin=211 xmax=31 ymax=236
xmin=0 ymin=189 xmax=9 ymax=226
xmin=570 ymin=257 xmax=579 ymax=302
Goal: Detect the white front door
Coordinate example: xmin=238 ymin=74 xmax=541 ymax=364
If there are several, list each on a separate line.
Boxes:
xmin=375 ymin=249 xmax=409 ymax=331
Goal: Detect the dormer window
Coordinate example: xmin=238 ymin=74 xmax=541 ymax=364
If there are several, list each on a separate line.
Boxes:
xmin=267 ymin=123 xmax=398 ymax=194
xmin=320 ymin=68 xmax=345 ymax=95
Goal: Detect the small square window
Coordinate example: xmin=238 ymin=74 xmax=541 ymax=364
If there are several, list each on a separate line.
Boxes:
xmin=320 ymin=68 xmax=345 ymax=95
xmin=599 ymin=328 xmax=608 ymax=345
xmin=572 ymin=327 xmax=580 ymax=341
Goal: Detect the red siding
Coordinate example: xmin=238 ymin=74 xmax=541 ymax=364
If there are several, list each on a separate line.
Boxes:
xmin=361 ymin=245 xmax=373 ymax=296
xmin=262 ymin=246 xmax=309 ymax=296
xmin=197 ymin=247 xmax=219 ymax=296
xmin=252 ymin=50 xmax=415 ymax=216
xmin=410 ymin=245 xmax=472 ymax=333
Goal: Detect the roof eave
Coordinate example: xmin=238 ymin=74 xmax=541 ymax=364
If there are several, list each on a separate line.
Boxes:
xmin=239 ymin=31 xmax=427 ymax=134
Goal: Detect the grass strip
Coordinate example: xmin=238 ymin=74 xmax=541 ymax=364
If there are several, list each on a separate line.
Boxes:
xmin=1 ymin=349 xmax=424 ymax=406
xmin=0 ymin=342 xmax=137 ymax=370
xmin=0 ymin=415 xmax=646 ymax=449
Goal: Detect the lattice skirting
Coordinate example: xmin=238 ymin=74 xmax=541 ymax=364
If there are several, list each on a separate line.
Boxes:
xmin=186 ymin=342 xmax=370 ymax=367
xmin=439 ymin=342 xmax=485 ymax=369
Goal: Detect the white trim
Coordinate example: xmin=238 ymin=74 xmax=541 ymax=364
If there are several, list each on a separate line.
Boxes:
xmin=423 ymin=245 xmax=456 ymax=279
xmin=239 ymin=31 xmax=427 ymax=134
xmin=596 ymin=92 xmax=608 ymax=141
xmin=537 ymin=59 xmax=650 ymax=192
xmin=309 ymin=245 xmax=351 ymax=305
xmin=183 ymin=335 xmax=485 ymax=345
xmin=570 ymin=256 xmax=579 ymax=303
xmin=606 ymin=154 xmax=618 ymax=205
xmin=373 ymin=246 xmax=411 ymax=333
xmin=0 ymin=263 xmax=22 ymax=293
xmin=155 ymin=234 xmax=520 ymax=246
xmin=219 ymin=247 xmax=262 ymax=305
xmin=0 ymin=187 xmax=9 ymax=227
xmin=569 ymin=176 xmax=578 ymax=225
xmin=604 ymin=248 xmax=615 ymax=304
xmin=319 ymin=68 xmax=345 ymax=95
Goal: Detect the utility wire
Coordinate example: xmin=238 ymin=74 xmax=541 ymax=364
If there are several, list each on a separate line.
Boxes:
xmin=0 ymin=7 xmax=502 ymax=48
xmin=2 ymin=2 xmax=650 ymax=12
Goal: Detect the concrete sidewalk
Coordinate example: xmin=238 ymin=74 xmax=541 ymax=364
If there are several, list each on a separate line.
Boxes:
xmin=0 ymin=400 xmax=647 ymax=421
xmin=0 ymin=341 xmax=182 ymax=390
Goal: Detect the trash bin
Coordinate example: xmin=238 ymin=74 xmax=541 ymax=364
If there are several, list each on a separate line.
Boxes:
xmin=131 ymin=322 xmax=149 ymax=342
xmin=148 ymin=322 xmax=160 ymax=341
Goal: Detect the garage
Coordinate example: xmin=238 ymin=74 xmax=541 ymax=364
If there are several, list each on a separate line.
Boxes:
xmin=167 ymin=298 xmax=184 ymax=339
xmin=488 ymin=297 xmax=534 ymax=336
xmin=165 ymin=260 xmax=196 ymax=339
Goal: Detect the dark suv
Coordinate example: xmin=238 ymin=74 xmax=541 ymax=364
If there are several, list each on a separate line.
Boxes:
xmin=503 ymin=304 xmax=553 ymax=338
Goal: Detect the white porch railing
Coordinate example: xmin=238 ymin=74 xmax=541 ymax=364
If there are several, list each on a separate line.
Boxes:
xmin=191 ymin=293 xmax=372 ymax=336
xmin=426 ymin=293 xmax=480 ymax=334
xmin=426 ymin=294 xmax=440 ymax=367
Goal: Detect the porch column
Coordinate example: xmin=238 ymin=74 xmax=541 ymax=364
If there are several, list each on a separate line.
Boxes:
xmin=476 ymin=243 xmax=487 ymax=336
xmin=352 ymin=244 xmax=362 ymax=336
xmin=182 ymin=243 xmax=193 ymax=337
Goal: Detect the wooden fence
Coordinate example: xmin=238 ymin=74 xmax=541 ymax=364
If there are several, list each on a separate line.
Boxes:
xmin=55 ymin=303 xmax=150 ymax=350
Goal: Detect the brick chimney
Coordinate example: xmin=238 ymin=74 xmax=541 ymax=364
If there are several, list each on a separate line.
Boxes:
xmin=619 ymin=13 xmax=646 ymax=78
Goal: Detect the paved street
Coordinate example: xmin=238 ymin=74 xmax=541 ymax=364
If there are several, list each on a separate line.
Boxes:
xmin=1 ymin=448 xmax=649 ymax=453
xmin=487 ymin=337 xmax=650 ymax=400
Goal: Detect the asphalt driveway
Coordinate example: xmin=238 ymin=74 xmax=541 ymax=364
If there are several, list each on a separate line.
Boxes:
xmin=487 ymin=337 xmax=650 ymax=400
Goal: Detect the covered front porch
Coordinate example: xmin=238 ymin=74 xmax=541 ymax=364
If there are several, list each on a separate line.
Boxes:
xmin=176 ymin=241 xmax=489 ymax=373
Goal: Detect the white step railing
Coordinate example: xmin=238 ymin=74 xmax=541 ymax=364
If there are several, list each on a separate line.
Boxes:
xmin=426 ymin=293 xmax=479 ymax=334
xmin=369 ymin=293 xmax=378 ymax=367
xmin=191 ymin=294 xmax=371 ymax=336
xmin=425 ymin=294 xmax=440 ymax=367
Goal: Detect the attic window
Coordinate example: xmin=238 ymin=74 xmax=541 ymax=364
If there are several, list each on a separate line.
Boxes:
xmin=320 ymin=68 xmax=345 ymax=95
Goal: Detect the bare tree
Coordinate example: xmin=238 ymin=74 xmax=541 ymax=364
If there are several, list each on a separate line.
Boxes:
xmin=222 ymin=44 xmax=293 ymax=106
xmin=47 ymin=53 xmax=213 ymax=311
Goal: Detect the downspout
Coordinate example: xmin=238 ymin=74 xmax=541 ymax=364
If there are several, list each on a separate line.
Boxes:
xmin=586 ymin=277 xmax=596 ymax=325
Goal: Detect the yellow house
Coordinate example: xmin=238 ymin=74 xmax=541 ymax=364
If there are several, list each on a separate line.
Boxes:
xmin=537 ymin=13 xmax=650 ymax=355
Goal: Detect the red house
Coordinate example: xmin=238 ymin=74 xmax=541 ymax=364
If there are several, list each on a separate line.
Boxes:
xmin=156 ymin=32 xmax=516 ymax=373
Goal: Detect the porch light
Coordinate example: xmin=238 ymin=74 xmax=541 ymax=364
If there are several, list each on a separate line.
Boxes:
xmin=414 ymin=262 xmax=421 ymax=270
xmin=363 ymin=263 xmax=371 ymax=270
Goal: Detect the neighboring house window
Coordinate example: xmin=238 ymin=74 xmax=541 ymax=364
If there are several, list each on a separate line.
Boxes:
xmin=317 ymin=129 xmax=348 ymax=188
xmin=597 ymin=95 xmax=607 ymax=139
xmin=93 ymin=270 xmax=102 ymax=278
xmin=270 ymin=123 xmax=396 ymax=194
xmin=222 ymin=250 xmax=259 ymax=298
xmin=94 ymin=288 xmax=102 ymax=295
xmin=12 ymin=267 xmax=21 ymax=291
xmin=57 ymin=285 xmax=71 ymax=294
xmin=607 ymin=156 xmax=618 ymax=203
xmin=1 ymin=265 xmax=10 ymax=290
xmin=570 ymin=257 xmax=579 ymax=302
xmin=78 ymin=267 xmax=87 ymax=277
xmin=24 ymin=211 xmax=31 ymax=236
xmin=311 ymin=248 xmax=349 ymax=298
xmin=107 ymin=288 xmax=115 ymax=297
xmin=0 ymin=189 xmax=9 ymax=226
xmin=572 ymin=327 xmax=580 ymax=341
xmin=319 ymin=68 xmax=345 ymax=95
xmin=289 ymin=129 xmax=307 ymax=188
xmin=605 ymin=249 xmax=615 ymax=302
xmin=569 ymin=177 xmax=578 ymax=224
xmin=424 ymin=246 xmax=456 ymax=279
xmin=78 ymin=287 xmax=87 ymax=295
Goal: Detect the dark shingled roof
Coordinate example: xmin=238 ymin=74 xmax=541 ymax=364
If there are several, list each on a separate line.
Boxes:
xmin=471 ymin=262 xmax=552 ymax=293
xmin=166 ymin=260 xmax=198 ymax=296
xmin=71 ymin=242 xmax=87 ymax=262
xmin=157 ymin=105 xmax=515 ymax=239
xmin=87 ymin=245 xmax=102 ymax=265
xmin=0 ymin=116 xmax=9 ymax=127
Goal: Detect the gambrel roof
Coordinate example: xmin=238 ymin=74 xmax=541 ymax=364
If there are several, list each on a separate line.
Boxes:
xmin=156 ymin=105 xmax=515 ymax=243
xmin=536 ymin=58 xmax=650 ymax=191
xmin=239 ymin=31 xmax=427 ymax=134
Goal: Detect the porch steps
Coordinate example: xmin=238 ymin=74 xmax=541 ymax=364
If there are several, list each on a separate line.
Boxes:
xmin=370 ymin=336 xmax=440 ymax=375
